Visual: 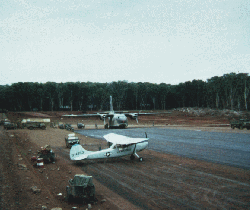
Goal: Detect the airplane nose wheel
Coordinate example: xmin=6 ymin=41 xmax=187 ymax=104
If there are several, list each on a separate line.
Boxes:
xmin=139 ymin=157 xmax=143 ymax=162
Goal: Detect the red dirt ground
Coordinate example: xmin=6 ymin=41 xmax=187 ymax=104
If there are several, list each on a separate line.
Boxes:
xmin=1 ymin=111 xmax=249 ymax=210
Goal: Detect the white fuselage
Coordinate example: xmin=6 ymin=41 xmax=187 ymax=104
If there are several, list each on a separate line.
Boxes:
xmin=70 ymin=141 xmax=148 ymax=160
xmin=108 ymin=114 xmax=128 ymax=128
xmin=87 ymin=140 xmax=148 ymax=159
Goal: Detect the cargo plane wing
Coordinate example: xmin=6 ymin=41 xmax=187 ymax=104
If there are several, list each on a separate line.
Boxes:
xmin=62 ymin=96 xmax=170 ymax=129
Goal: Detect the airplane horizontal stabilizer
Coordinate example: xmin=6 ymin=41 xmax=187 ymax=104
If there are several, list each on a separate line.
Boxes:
xmin=70 ymin=144 xmax=89 ymax=160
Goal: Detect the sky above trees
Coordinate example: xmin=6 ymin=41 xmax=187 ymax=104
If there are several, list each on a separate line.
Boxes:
xmin=1 ymin=0 xmax=250 ymax=85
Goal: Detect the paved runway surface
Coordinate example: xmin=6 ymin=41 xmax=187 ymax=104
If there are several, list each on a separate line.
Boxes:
xmin=76 ymin=127 xmax=250 ymax=169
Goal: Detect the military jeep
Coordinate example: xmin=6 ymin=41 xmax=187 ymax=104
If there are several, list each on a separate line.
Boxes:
xmin=77 ymin=123 xmax=85 ymax=129
xmin=66 ymin=174 xmax=96 ymax=203
xmin=65 ymin=123 xmax=74 ymax=131
xmin=58 ymin=123 xmax=64 ymax=129
xmin=65 ymin=133 xmax=80 ymax=148
xmin=230 ymin=119 xmax=250 ymax=130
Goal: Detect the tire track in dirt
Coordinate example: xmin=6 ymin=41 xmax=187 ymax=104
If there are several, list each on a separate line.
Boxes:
xmin=143 ymin=159 xmax=250 ymax=208
xmin=55 ymin=145 xmax=250 ymax=210
xmin=86 ymin=163 xmax=200 ymax=210
xmin=55 ymin=146 xmax=155 ymax=209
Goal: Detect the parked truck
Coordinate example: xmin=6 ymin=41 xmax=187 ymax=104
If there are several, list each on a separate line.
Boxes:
xmin=230 ymin=119 xmax=250 ymax=130
xmin=3 ymin=122 xmax=17 ymax=130
xmin=26 ymin=122 xmax=46 ymax=130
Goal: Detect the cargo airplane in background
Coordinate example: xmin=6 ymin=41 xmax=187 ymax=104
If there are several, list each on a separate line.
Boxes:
xmin=62 ymin=96 xmax=170 ymax=129
xmin=70 ymin=133 xmax=149 ymax=162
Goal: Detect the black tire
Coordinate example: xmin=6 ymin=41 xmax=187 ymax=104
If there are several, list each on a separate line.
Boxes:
xmin=29 ymin=127 xmax=34 ymax=130
xmin=139 ymin=157 xmax=143 ymax=162
xmin=68 ymin=194 xmax=73 ymax=202
xmin=240 ymin=126 xmax=243 ymax=130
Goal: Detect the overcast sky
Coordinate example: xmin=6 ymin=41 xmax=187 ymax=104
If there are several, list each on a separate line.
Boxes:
xmin=1 ymin=0 xmax=250 ymax=85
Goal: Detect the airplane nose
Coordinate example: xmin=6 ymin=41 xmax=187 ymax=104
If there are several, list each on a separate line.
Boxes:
xmin=117 ymin=118 xmax=128 ymax=123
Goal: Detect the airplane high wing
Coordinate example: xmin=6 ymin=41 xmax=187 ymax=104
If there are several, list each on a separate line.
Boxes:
xmin=103 ymin=133 xmax=148 ymax=145
xmin=70 ymin=133 xmax=149 ymax=162
xmin=62 ymin=96 xmax=171 ymax=129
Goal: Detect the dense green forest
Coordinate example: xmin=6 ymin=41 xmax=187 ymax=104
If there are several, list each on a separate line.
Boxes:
xmin=0 ymin=72 xmax=249 ymax=112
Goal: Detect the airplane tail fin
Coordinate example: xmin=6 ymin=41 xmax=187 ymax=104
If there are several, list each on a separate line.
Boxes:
xmin=70 ymin=144 xmax=89 ymax=160
xmin=110 ymin=95 xmax=114 ymax=113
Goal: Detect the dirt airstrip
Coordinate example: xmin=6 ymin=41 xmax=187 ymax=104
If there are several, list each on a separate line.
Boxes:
xmin=0 ymin=111 xmax=250 ymax=210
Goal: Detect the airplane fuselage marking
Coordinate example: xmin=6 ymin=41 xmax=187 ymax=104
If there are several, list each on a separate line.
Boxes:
xmin=71 ymin=151 xmax=84 ymax=158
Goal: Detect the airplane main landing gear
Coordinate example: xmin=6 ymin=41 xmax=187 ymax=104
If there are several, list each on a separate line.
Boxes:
xmin=131 ymin=145 xmax=144 ymax=162
xmin=130 ymin=154 xmax=135 ymax=160
xmin=131 ymin=153 xmax=144 ymax=162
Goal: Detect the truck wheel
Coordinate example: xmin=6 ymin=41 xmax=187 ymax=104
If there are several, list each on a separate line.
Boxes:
xmin=240 ymin=126 xmax=243 ymax=130
xmin=41 ymin=126 xmax=46 ymax=130
xmin=29 ymin=127 xmax=34 ymax=130
xmin=68 ymin=195 xmax=73 ymax=202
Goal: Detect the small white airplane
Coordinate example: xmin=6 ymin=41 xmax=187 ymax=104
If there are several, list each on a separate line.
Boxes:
xmin=70 ymin=133 xmax=149 ymax=162
xmin=62 ymin=96 xmax=169 ymax=129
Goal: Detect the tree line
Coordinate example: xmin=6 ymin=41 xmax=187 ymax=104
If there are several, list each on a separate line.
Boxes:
xmin=0 ymin=72 xmax=249 ymax=112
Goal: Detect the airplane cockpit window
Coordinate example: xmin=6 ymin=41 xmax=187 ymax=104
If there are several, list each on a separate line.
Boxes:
xmin=117 ymin=144 xmax=129 ymax=151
